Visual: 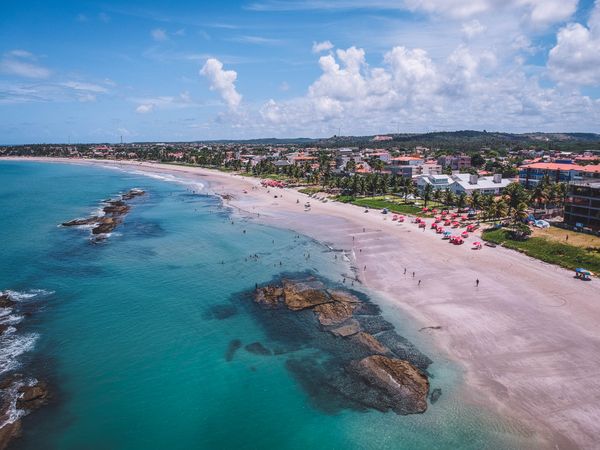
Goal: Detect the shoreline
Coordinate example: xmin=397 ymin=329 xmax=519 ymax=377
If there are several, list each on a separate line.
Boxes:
xmin=4 ymin=157 xmax=600 ymax=448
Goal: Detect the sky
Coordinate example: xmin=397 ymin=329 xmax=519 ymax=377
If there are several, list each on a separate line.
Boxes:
xmin=1 ymin=0 xmax=600 ymax=144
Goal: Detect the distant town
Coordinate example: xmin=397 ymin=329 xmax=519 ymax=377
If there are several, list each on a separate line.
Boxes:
xmin=2 ymin=131 xmax=600 ymax=234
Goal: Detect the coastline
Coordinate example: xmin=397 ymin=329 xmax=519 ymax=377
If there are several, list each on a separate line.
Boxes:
xmin=4 ymin=157 xmax=600 ymax=448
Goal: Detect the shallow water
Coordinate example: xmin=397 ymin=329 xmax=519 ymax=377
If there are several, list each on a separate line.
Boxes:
xmin=0 ymin=161 xmax=535 ymax=449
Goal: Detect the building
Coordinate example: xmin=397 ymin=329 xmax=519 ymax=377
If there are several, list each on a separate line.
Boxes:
xmin=416 ymin=173 xmax=510 ymax=195
xmin=449 ymin=173 xmax=511 ymax=195
xmin=438 ymin=154 xmax=471 ymax=170
xmin=564 ymin=182 xmax=600 ymax=231
xmin=519 ymin=162 xmax=600 ymax=188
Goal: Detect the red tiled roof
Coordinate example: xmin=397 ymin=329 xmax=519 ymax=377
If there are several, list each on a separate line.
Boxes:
xmin=581 ymin=164 xmax=600 ymax=173
xmin=520 ymin=162 xmax=581 ymax=171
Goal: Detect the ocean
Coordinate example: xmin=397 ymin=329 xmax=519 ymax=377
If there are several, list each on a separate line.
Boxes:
xmin=0 ymin=161 xmax=532 ymax=449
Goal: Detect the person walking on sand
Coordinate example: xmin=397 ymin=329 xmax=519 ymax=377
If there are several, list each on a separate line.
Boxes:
xmin=412 ymin=272 xmax=415 ymax=278
xmin=476 ymin=278 xmax=479 ymax=287
xmin=404 ymin=268 xmax=407 ymax=275
xmin=418 ymin=280 xmax=421 ymax=286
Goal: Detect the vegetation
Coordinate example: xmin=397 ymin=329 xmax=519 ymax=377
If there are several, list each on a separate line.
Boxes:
xmin=482 ymin=228 xmax=600 ymax=274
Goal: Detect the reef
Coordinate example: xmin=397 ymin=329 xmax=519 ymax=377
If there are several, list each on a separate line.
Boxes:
xmin=61 ymin=188 xmax=145 ymax=240
xmin=245 ymin=276 xmax=434 ymax=416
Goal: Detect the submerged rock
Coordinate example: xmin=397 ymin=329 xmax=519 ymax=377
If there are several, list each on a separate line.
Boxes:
xmin=351 ymin=332 xmax=389 ymax=355
xmin=225 ymin=339 xmax=242 ymax=362
xmin=350 ymin=355 xmax=429 ymax=415
xmin=245 ymin=342 xmax=272 ymax=356
xmin=329 ymin=319 xmax=360 ymax=337
xmin=430 ymin=388 xmax=442 ymax=404
xmin=204 ymin=304 xmax=237 ymax=320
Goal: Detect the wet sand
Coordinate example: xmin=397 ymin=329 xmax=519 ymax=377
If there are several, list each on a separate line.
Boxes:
xmin=6 ymin=157 xmax=600 ymax=449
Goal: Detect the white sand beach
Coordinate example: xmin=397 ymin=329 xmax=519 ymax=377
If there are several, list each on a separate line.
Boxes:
xmin=8 ymin=157 xmax=600 ymax=449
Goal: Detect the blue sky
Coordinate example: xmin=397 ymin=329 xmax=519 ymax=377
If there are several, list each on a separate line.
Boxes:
xmin=1 ymin=0 xmax=600 ymax=144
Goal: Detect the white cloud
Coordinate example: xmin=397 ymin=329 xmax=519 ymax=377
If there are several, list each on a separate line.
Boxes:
xmin=133 ymin=91 xmax=197 ymax=113
xmin=461 ymin=20 xmax=486 ymax=38
xmin=0 ymin=51 xmax=51 ymax=79
xmin=251 ymin=43 xmax=600 ymax=136
xmin=312 ymin=40 xmax=334 ymax=53
xmin=61 ymin=81 xmax=108 ymax=93
xmin=405 ymin=0 xmax=577 ymax=26
xmin=200 ymin=58 xmax=242 ymax=109
xmin=151 ymin=28 xmax=168 ymax=42
xmin=548 ymin=1 xmax=600 ymax=85
xmin=136 ymin=103 xmax=155 ymax=114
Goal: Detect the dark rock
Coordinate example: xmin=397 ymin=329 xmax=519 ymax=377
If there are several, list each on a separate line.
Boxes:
xmin=0 ymin=324 xmax=8 ymax=335
xmin=354 ymin=315 xmax=395 ymax=335
xmin=225 ymin=339 xmax=242 ymax=362
xmin=61 ymin=216 xmax=100 ymax=227
xmin=430 ymin=388 xmax=442 ymax=404
xmin=254 ymin=285 xmax=284 ymax=308
xmin=0 ymin=293 xmax=14 ymax=309
xmin=92 ymin=217 xmax=118 ymax=235
xmin=349 ymin=355 xmax=429 ymax=415
xmin=121 ymin=189 xmax=145 ymax=200
xmin=16 ymin=381 xmax=48 ymax=410
xmin=0 ymin=419 xmax=22 ymax=450
xmin=245 ymin=342 xmax=272 ymax=356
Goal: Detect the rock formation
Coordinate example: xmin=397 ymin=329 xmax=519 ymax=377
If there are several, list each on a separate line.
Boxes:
xmin=61 ymin=189 xmax=145 ymax=239
xmin=251 ymin=277 xmax=432 ymax=416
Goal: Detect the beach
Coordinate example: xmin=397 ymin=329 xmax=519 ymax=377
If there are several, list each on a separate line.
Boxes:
xmin=6 ymin=157 xmax=600 ymax=449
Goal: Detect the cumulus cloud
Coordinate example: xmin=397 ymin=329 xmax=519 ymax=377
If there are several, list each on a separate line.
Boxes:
xmin=0 ymin=50 xmax=51 ymax=79
xmin=151 ymin=28 xmax=168 ymax=42
xmin=253 ymin=43 xmax=600 ymax=136
xmin=312 ymin=40 xmax=334 ymax=53
xmin=548 ymin=1 xmax=600 ymax=85
xmin=200 ymin=58 xmax=242 ymax=109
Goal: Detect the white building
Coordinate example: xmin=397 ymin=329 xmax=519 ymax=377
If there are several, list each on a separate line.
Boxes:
xmin=416 ymin=173 xmax=510 ymax=195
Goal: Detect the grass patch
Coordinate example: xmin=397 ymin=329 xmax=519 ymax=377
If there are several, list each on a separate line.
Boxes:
xmin=298 ymin=187 xmax=322 ymax=195
xmin=334 ymin=196 xmax=423 ymax=215
xmin=482 ymin=228 xmax=600 ymax=274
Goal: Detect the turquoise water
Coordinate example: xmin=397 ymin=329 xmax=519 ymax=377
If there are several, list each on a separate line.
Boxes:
xmin=0 ymin=161 xmax=531 ymax=449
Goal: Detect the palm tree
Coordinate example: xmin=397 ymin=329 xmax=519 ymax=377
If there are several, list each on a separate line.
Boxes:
xmin=512 ymin=201 xmax=529 ymax=224
xmin=432 ymin=189 xmax=442 ymax=207
xmin=443 ymin=189 xmax=455 ymax=208
xmin=469 ymin=190 xmax=482 ymax=211
xmin=456 ymin=192 xmax=467 ymax=210
xmin=422 ymin=184 xmax=433 ymax=208
xmin=531 ymin=184 xmax=547 ymax=212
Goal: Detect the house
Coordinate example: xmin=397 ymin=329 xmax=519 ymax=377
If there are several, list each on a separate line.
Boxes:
xmin=518 ymin=162 xmax=600 ymax=187
xmin=437 ymin=154 xmax=472 ymax=170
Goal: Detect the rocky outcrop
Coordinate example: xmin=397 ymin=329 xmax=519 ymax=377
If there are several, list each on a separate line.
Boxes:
xmin=250 ymin=277 xmax=432 ymax=416
xmin=314 ymin=301 xmax=355 ymax=326
xmin=350 ymin=355 xmax=429 ymax=415
xmin=61 ymin=189 xmax=145 ymax=239
xmin=282 ymin=280 xmax=332 ymax=311
xmin=0 ymin=293 xmax=14 ymax=309
xmin=254 ymin=286 xmax=283 ymax=308
xmin=0 ymin=378 xmax=48 ymax=450
xmin=16 ymin=382 xmax=48 ymax=410
xmin=351 ymin=332 xmax=389 ymax=355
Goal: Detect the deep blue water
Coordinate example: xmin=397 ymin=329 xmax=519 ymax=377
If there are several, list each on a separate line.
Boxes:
xmin=0 ymin=161 xmax=533 ymax=449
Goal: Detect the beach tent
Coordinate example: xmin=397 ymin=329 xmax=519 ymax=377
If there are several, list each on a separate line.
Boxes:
xmin=575 ymin=268 xmax=592 ymax=281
